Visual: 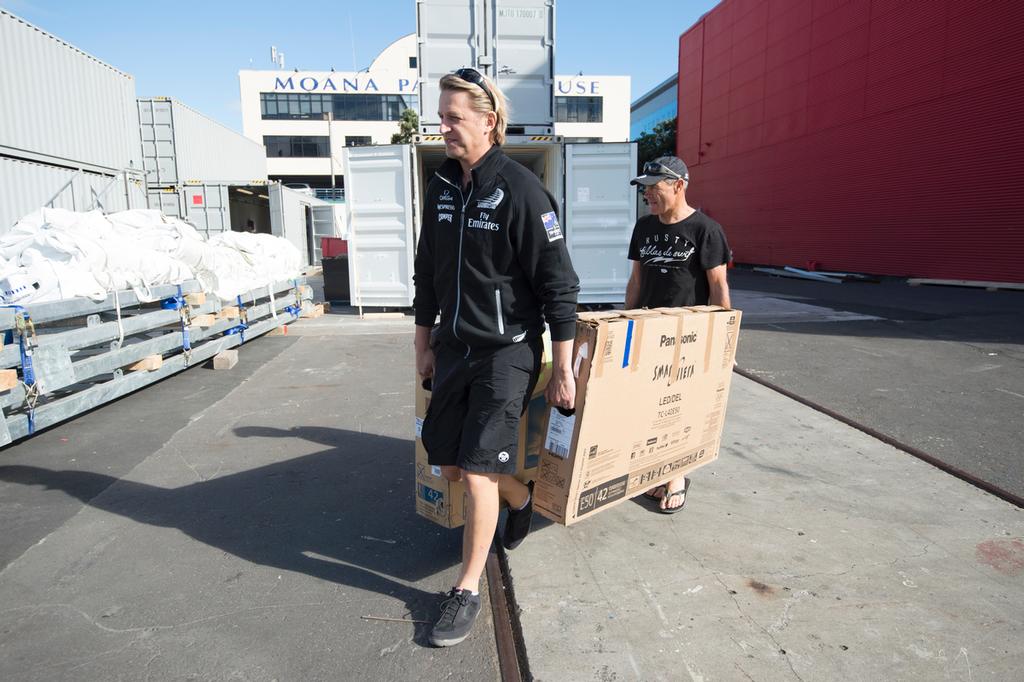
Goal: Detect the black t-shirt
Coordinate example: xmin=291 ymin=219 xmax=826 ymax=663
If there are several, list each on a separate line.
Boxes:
xmin=627 ymin=211 xmax=730 ymax=307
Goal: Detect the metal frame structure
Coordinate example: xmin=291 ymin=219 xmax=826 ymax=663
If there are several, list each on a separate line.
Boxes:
xmin=0 ymin=278 xmax=313 ymax=447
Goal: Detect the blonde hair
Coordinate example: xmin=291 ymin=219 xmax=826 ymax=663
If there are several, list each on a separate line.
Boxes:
xmin=439 ymin=72 xmax=509 ymax=146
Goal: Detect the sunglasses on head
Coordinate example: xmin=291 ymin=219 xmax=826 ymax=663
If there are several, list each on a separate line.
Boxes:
xmin=453 ymin=68 xmax=496 ymax=111
xmin=643 ymin=161 xmax=684 ymax=180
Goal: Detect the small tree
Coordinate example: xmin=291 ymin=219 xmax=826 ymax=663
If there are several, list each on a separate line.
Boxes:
xmin=634 ymin=117 xmax=677 ymax=171
xmin=391 ymin=108 xmax=419 ymax=144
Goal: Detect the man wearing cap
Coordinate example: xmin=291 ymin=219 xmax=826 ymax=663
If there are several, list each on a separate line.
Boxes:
xmin=414 ymin=69 xmax=580 ymax=646
xmin=626 ymin=155 xmax=731 ymax=513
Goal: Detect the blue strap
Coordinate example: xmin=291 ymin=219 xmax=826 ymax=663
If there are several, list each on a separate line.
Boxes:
xmin=234 ymin=294 xmax=248 ymax=343
xmin=178 ymin=286 xmax=191 ymax=352
xmin=2 ymin=306 xmax=37 ymax=434
xmin=162 ymin=286 xmax=191 ymax=352
xmin=224 ymin=323 xmax=248 ymax=344
xmin=160 ymin=285 xmax=185 ymax=310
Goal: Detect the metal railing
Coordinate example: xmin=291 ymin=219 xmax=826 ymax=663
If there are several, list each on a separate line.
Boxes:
xmin=314 ymin=188 xmax=345 ymax=203
xmin=44 ymin=167 xmax=147 ymax=214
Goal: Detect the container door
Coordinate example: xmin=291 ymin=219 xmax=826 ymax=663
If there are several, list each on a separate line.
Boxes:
xmin=137 ymin=99 xmax=179 ymax=185
xmin=416 ymin=0 xmax=485 ymax=131
xmin=268 ymin=182 xmax=285 ymax=236
xmin=564 ymin=142 xmax=638 ymax=304
xmin=487 ymin=0 xmax=554 ymax=128
xmin=269 ymin=183 xmax=312 ymax=263
xmin=342 ymin=145 xmax=416 ymax=307
xmin=148 ymin=188 xmax=183 ymax=218
xmin=183 ymin=184 xmax=230 ymax=237
xmin=310 ymin=205 xmax=337 ymax=264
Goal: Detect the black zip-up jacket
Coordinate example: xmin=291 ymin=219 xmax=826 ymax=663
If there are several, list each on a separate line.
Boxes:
xmin=414 ymin=145 xmax=580 ymax=351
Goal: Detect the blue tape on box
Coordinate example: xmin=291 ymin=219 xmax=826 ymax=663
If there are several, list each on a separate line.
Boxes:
xmin=622 ymin=319 xmax=634 ymax=368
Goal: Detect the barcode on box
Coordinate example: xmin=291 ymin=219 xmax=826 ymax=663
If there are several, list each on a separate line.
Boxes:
xmin=544 ymin=409 xmax=576 ymax=460
xmin=549 ymin=443 xmax=569 ymax=458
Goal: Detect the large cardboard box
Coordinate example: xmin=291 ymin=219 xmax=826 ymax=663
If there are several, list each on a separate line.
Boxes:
xmin=533 ymin=306 xmax=741 ymax=525
xmin=413 ymin=335 xmax=552 ymax=528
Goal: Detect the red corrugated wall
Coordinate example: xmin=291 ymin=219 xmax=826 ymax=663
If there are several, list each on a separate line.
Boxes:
xmin=677 ymin=0 xmax=1024 ymax=282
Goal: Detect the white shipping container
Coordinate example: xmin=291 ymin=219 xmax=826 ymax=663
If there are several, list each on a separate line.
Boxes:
xmin=0 ymin=9 xmax=142 ymax=173
xmin=417 ymin=0 xmax=555 ymax=134
xmin=0 ymin=156 xmax=146 ymax=231
xmin=268 ymin=184 xmax=335 ymax=267
xmin=341 ymin=139 xmax=636 ymax=308
xmin=138 ymin=98 xmax=268 ymax=185
xmin=146 ymin=184 xmax=232 ymax=237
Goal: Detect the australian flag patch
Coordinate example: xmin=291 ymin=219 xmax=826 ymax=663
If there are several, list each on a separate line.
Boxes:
xmin=541 ymin=211 xmax=563 ymax=242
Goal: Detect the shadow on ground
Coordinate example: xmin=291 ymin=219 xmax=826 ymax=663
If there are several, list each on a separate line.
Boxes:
xmin=0 ymin=425 xmax=459 ymax=646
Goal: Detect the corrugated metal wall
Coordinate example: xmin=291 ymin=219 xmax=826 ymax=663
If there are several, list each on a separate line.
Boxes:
xmin=677 ymin=0 xmax=1024 ymax=282
xmin=138 ymin=98 xmax=267 ymax=185
xmin=0 ymin=156 xmax=145 ymax=230
xmin=0 ymin=9 xmax=141 ymax=172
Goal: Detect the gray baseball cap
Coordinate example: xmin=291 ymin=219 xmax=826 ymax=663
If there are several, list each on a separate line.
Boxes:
xmin=630 ymin=156 xmax=689 ymax=186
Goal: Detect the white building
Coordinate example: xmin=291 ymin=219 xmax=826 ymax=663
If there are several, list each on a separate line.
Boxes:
xmin=239 ymin=34 xmax=629 ymax=194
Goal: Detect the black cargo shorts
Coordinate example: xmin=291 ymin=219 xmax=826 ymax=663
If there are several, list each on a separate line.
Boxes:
xmin=421 ymin=338 xmax=542 ymax=475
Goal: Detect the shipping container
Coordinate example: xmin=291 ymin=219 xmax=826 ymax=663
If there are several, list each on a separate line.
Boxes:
xmin=341 ymin=138 xmax=636 ymax=307
xmin=0 ymin=9 xmax=141 ymax=173
xmin=1 ymin=156 xmax=146 ymax=230
xmin=268 ymin=184 xmax=336 ymax=266
xmin=146 ymin=184 xmax=232 ymax=236
xmin=676 ymin=0 xmax=1024 ymax=283
xmin=147 ymin=183 xmax=281 ymax=239
xmin=138 ymin=98 xmax=268 ymax=186
xmin=416 ymin=0 xmax=555 ymax=134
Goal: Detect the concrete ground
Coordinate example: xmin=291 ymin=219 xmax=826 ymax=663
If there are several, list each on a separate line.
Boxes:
xmin=506 ymin=275 xmax=1024 ymax=681
xmin=0 ymin=277 xmax=1021 ymax=681
xmin=509 ymin=375 xmax=1024 ymax=681
xmin=728 ymin=269 xmax=1024 ymax=499
xmin=0 ymin=321 xmax=499 ymax=681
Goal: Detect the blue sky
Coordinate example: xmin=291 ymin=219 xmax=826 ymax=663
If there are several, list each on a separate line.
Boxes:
xmin=6 ymin=0 xmax=719 ymax=132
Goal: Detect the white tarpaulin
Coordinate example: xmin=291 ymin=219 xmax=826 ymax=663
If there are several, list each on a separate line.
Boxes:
xmin=0 ymin=208 xmax=302 ymax=305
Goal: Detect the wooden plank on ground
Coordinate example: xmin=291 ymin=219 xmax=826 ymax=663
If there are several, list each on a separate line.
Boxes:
xmin=212 ymin=349 xmax=239 ymax=370
xmin=301 ymin=303 xmax=324 ymax=319
xmin=128 ymin=355 xmax=162 ymax=372
xmin=0 ymin=369 xmax=18 ymax=392
xmin=267 ymin=325 xmax=289 ymax=336
xmin=191 ymin=314 xmax=217 ymax=327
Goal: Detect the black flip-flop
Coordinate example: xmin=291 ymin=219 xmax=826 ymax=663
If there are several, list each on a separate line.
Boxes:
xmin=643 ymin=484 xmax=667 ymax=502
xmin=657 ymin=478 xmax=691 ymax=515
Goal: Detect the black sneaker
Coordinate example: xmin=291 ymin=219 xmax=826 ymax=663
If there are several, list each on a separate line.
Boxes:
xmin=429 ymin=588 xmax=481 ymax=647
xmin=503 ymin=480 xmax=534 ymax=550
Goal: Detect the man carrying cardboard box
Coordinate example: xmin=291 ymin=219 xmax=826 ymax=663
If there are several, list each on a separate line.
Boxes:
xmin=626 ymin=156 xmax=732 ymax=513
xmin=414 ymin=69 xmax=580 ymax=647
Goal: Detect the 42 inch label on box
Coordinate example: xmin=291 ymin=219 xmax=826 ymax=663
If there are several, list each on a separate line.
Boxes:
xmin=576 ymin=474 xmax=628 ymax=517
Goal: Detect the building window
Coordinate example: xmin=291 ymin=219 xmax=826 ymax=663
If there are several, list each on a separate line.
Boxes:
xmin=263 ymin=135 xmax=330 ymax=157
xmin=345 ymin=136 xmax=372 ymax=147
xmin=409 ymin=56 xmax=417 ymax=69
xmin=556 ymin=96 xmax=603 ymax=123
xmin=260 ymin=93 xmax=419 ymax=121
